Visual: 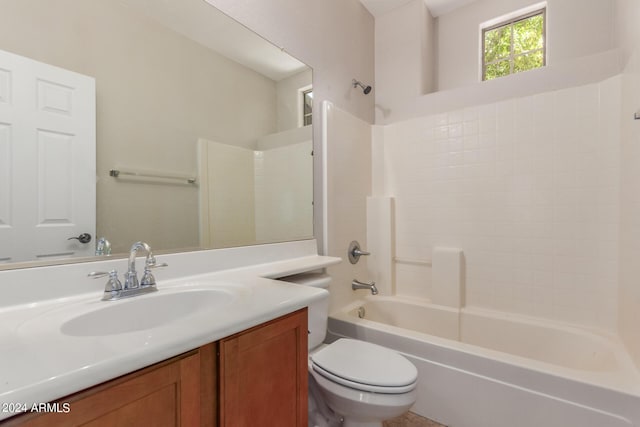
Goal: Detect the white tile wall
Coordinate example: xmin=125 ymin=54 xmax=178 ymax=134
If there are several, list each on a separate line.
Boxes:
xmin=380 ymin=77 xmax=622 ymax=331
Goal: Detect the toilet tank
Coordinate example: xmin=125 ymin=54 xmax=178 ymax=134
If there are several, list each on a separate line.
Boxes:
xmin=276 ymin=272 xmax=330 ymax=350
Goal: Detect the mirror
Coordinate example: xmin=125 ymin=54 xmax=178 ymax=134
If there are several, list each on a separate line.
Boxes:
xmin=0 ymin=0 xmax=313 ymax=268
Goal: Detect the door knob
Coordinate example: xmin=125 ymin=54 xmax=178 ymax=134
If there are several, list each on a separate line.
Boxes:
xmin=68 ymin=233 xmax=92 ymax=244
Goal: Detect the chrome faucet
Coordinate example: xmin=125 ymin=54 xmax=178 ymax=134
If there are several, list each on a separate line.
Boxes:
xmin=124 ymin=241 xmax=153 ymax=289
xmin=352 ymin=279 xmax=378 ymax=295
xmin=95 ymin=237 xmax=111 ymax=256
xmin=88 ymin=241 xmax=167 ymax=301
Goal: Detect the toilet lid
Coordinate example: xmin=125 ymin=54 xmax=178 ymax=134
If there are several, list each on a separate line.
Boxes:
xmin=311 ymin=339 xmax=417 ymax=392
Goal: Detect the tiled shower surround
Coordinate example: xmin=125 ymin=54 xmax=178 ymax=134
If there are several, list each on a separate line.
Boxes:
xmin=376 ymin=76 xmax=621 ymax=331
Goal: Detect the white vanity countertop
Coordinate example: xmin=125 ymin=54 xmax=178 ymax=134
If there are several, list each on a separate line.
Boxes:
xmin=0 ymin=240 xmax=341 ymax=421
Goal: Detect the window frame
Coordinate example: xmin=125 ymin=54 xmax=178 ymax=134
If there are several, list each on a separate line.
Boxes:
xmin=298 ymin=85 xmax=313 ymax=128
xmin=481 ymin=7 xmax=546 ymax=81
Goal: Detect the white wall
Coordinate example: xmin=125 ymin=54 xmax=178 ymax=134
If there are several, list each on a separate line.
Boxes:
xmin=257 ymin=125 xmax=312 ymax=151
xmin=436 ymin=0 xmax=616 ymax=91
xmin=377 ymin=78 xmax=621 ymax=331
xmin=324 ymin=103 xmax=373 ymax=312
xmin=375 ymin=0 xmax=436 ymax=117
xmin=615 ymin=0 xmax=640 ymax=69
xmin=616 ymin=0 xmax=640 ymax=368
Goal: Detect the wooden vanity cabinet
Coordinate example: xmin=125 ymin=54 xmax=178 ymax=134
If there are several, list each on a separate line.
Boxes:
xmin=2 ymin=308 xmax=307 ymax=427
xmin=3 ymin=343 xmax=217 ymax=427
xmin=218 ymin=308 xmax=308 ymax=427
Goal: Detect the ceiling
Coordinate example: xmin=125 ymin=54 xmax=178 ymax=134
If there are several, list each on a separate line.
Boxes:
xmin=360 ymin=0 xmax=479 ymax=17
xmin=123 ymin=0 xmax=478 ymax=79
xmin=120 ymin=0 xmax=307 ymax=81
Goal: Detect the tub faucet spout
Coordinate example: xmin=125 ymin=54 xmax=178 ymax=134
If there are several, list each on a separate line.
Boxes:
xmin=352 ymin=279 xmax=378 ymax=295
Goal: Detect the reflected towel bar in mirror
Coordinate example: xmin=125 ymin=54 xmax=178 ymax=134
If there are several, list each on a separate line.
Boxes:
xmin=109 ymin=168 xmax=197 ymax=185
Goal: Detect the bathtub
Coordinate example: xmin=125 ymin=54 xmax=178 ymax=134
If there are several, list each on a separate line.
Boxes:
xmin=327 ymin=296 xmax=640 ymax=427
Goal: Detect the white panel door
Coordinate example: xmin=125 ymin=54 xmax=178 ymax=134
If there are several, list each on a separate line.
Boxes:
xmin=0 ymin=49 xmax=95 ymax=263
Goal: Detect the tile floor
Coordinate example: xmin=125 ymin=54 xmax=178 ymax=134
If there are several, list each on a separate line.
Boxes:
xmin=383 ymin=412 xmax=446 ymax=427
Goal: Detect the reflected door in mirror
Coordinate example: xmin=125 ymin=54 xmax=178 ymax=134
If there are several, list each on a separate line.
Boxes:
xmin=0 ymin=49 xmax=96 ymax=263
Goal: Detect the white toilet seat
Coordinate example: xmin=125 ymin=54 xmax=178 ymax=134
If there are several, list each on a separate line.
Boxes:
xmin=311 ymin=338 xmax=418 ymax=394
xmin=312 ymin=363 xmax=416 ymax=394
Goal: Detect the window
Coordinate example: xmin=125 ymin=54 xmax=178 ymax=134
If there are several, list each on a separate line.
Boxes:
xmin=302 ymin=88 xmax=312 ymax=126
xmin=482 ymin=8 xmax=546 ymax=81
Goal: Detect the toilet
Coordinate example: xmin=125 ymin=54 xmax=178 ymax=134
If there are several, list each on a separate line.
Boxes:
xmin=279 ymin=273 xmax=418 ymax=427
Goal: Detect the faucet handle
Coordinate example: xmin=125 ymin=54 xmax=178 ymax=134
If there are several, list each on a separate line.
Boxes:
xmin=147 ymin=259 xmax=168 ymax=269
xmin=88 ymin=270 xmax=123 ymax=296
xmin=140 ymin=259 xmax=168 ymax=287
xmin=145 ymin=257 xmax=168 ymax=272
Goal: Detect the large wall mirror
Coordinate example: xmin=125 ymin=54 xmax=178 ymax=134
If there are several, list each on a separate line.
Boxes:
xmin=0 ymin=0 xmax=314 ymax=268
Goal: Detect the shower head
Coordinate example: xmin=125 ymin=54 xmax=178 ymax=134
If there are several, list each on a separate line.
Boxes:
xmin=352 ymin=79 xmax=372 ymax=95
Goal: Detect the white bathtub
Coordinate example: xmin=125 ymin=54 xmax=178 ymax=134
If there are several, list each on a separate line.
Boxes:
xmin=327 ymin=296 xmax=640 ymax=427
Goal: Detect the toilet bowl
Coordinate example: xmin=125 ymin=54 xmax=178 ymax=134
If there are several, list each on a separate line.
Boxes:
xmin=310 ymin=338 xmax=417 ymax=427
xmin=277 ymin=272 xmax=419 ymax=427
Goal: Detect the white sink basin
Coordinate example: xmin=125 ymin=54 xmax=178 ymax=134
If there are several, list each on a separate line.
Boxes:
xmin=60 ymin=289 xmax=234 ymax=336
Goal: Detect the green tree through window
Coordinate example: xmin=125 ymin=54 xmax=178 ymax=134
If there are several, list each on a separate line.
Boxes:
xmin=483 ymin=9 xmax=545 ymax=81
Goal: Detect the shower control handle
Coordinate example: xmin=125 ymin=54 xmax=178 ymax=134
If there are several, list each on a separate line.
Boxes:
xmin=353 ymin=248 xmax=370 ymax=257
xmin=348 ymin=240 xmax=370 ymax=264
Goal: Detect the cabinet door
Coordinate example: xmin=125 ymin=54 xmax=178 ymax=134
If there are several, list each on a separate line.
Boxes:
xmin=3 ymin=344 xmax=216 ymax=427
xmin=219 ymin=308 xmax=308 ymax=427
